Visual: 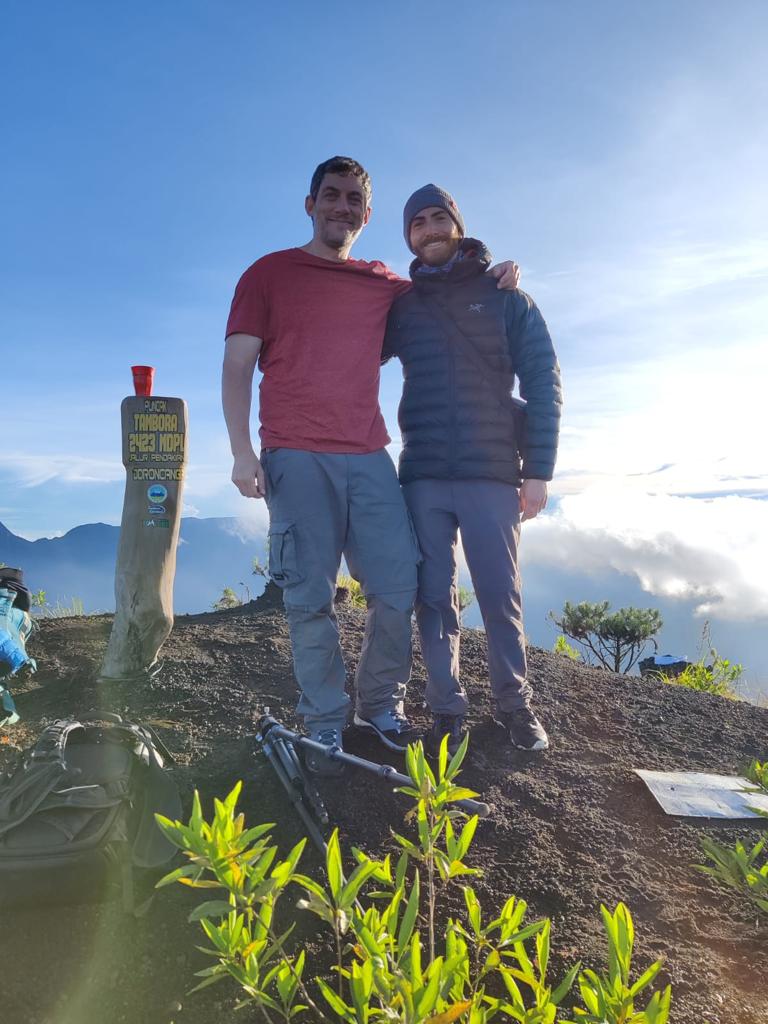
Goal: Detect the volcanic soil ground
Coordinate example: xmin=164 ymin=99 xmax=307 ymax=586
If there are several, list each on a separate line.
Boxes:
xmin=2 ymin=590 xmax=767 ymax=1024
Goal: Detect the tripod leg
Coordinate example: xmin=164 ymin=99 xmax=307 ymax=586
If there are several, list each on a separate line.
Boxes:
xmin=260 ymin=740 xmax=328 ymax=854
xmin=276 ymin=737 xmax=330 ymax=826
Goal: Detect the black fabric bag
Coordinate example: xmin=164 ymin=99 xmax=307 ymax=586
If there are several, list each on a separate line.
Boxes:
xmin=0 ymin=713 xmax=181 ymax=910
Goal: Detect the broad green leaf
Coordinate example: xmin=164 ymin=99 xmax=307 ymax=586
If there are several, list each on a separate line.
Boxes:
xmin=445 ymin=731 xmax=470 ymax=779
xmin=326 ymin=828 xmax=345 ymax=901
xmin=551 ymin=962 xmax=581 ymax=1004
xmin=188 ymin=972 xmax=229 ymax=994
xmin=188 ymin=899 xmax=235 ymax=922
xmin=340 ymin=859 xmax=379 ymax=907
xmin=294 ymin=873 xmax=329 ymax=898
xmin=536 ymin=919 xmax=550 ymax=977
xmin=425 ymin=999 xmax=473 ymax=1024
xmin=190 ymin=788 xmax=204 ymax=832
xmin=445 ymin=787 xmax=481 ymax=803
xmin=456 ymin=815 xmax=479 ymax=860
xmin=238 ymin=821 xmax=276 ymax=845
xmin=415 ymin=961 xmax=442 ymax=1017
xmin=317 ymin=978 xmax=355 ymax=1019
xmin=155 ymin=864 xmax=200 ymax=888
xmin=464 ymin=887 xmax=482 ymax=936
xmin=398 ymin=872 xmax=421 ymax=954
xmin=629 ymin=957 xmax=663 ymax=997
xmin=438 ymin=733 xmax=449 ymax=779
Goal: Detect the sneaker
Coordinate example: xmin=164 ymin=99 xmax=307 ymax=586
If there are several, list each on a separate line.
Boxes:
xmin=353 ymin=709 xmax=421 ymax=752
xmin=304 ymin=726 xmax=345 ymax=776
xmin=499 ymin=706 xmax=549 ymax=751
xmin=427 ymin=714 xmax=466 ymax=758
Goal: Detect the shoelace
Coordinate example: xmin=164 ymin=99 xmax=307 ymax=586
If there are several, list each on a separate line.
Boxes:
xmin=317 ymin=728 xmax=340 ymax=747
xmin=387 ymin=711 xmax=412 ymax=733
xmin=511 ymin=707 xmax=534 ymax=720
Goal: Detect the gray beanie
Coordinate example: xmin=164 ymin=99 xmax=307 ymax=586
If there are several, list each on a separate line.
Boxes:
xmin=403 ymin=184 xmax=465 ymax=252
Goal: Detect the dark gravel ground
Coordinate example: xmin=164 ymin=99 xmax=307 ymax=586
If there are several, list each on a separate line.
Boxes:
xmin=2 ymin=589 xmax=767 ymax=1024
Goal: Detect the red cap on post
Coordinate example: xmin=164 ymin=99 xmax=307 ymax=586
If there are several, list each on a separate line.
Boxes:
xmin=131 ymin=366 xmax=155 ymax=396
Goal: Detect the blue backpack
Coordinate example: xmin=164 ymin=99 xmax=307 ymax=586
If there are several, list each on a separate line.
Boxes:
xmin=0 ymin=576 xmax=36 ymax=727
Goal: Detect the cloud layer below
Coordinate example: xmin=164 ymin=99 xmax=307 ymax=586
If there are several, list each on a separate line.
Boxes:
xmin=524 ymin=489 xmax=768 ymax=622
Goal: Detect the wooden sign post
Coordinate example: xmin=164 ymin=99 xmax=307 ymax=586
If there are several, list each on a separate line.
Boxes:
xmin=100 ymin=383 xmax=188 ymax=682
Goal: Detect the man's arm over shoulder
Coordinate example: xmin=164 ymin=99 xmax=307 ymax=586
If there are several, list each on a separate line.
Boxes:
xmin=381 ymin=293 xmax=409 ymax=364
xmin=505 ymin=291 xmax=562 ymax=482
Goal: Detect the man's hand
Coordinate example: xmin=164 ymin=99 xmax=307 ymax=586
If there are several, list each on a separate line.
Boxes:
xmin=489 ymin=260 xmax=520 ymax=291
xmin=232 ymin=451 xmax=267 ymax=499
xmin=520 ymin=479 xmax=547 ymax=522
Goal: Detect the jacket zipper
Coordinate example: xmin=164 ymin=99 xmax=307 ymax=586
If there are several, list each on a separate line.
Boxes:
xmin=446 ymin=301 xmax=457 ymax=477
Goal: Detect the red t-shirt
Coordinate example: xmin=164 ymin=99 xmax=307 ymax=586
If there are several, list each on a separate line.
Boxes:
xmin=226 ymin=248 xmax=411 ymax=453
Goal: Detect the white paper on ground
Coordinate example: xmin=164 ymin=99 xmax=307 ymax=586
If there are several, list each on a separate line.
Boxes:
xmin=634 ymin=769 xmax=768 ymax=819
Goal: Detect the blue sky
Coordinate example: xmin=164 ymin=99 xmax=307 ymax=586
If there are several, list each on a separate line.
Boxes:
xmin=2 ymin=2 xmax=767 ymax=687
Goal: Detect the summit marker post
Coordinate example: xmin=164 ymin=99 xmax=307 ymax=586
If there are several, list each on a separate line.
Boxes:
xmin=100 ymin=367 xmax=188 ymax=681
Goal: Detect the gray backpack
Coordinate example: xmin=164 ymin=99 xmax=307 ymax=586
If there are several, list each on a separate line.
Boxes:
xmin=0 ymin=713 xmax=181 ymax=910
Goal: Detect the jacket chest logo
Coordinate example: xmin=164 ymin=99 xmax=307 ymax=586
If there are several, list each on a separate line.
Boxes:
xmin=468 ymin=303 xmax=485 ymax=313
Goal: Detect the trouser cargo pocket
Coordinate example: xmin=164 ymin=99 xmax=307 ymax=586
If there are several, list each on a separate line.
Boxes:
xmin=267 ymin=521 xmax=303 ymax=587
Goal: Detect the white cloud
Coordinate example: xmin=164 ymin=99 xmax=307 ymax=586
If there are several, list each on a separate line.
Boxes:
xmin=524 ymin=489 xmax=768 ymax=621
xmin=0 ymin=454 xmax=123 ymax=487
xmin=527 ymin=238 xmax=768 ymax=357
xmin=223 ymin=506 xmax=269 ymax=539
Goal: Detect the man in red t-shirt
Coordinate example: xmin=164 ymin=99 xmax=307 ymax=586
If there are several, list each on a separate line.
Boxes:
xmin=222 ymin=156 xmax=518 ymax=772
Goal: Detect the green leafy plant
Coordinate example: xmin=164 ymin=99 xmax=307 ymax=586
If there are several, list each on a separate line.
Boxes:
xmin=457 ymin=586 xmax=475 ymax=623
xmin=549 ymin=602 xmax=662 ymax=674
xmin=745 ymin=759 xmax=768 ymax=794
xmin=670 ymin=655 xmax=742 ymax=698
xmin=212 ymin=586 xmax=243 ymax=611
xmin=35 ymin=595 xmax=86 ymax=618
xmin=392 ymin=735 xmax=481 ymax=960
xmin=659 ymin=622 xmax=742 ymax=698
xmin=561 ymin=903 xmax=671 ymax=1023
xmin=696 ymin=836 xmax=768 ymax=917
xmin=553 ymin=635 xmax=580 ymax=661
xmin=157 ymin=743 xmax=671 ymax=1023
xmin=155 ymin=784 xmax=322 ymax=1020
xmin=336 ymin=574 xmax=367 ymax=609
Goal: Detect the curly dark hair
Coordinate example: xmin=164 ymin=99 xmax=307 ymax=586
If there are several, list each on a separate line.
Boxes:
xmin=309 ymin=156 xmax=372 ymax=206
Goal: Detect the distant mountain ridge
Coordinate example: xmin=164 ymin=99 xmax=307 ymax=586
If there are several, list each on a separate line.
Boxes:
xmin=3 ymin=517 xmax=766 ymax=701
xmin=0 ymin=517 xmax=268 ymax=614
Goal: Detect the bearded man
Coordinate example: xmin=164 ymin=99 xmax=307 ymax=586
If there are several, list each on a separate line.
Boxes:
xmin=383 ymin=184 xmax=562 ymax=755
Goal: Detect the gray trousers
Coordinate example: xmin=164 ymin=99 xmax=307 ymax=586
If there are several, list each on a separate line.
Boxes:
xmin=403 ymin=478 xmax=532 ymax=716
xmin=262 ymin=448 xmax=419 ymax=731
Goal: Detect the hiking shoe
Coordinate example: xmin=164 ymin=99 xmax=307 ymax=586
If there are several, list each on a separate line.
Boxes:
xmin=353 ymin=709 xmax=421 ymax=752
xmin=0 ymin=686 xmax=20 ymax=728
xmin=304 ymin=726 xmax=344 ymax=776
xmin=498 ymin=707 xmax=549 ymax=751
xmin=427 ymin=714 xmax=466 ymax=758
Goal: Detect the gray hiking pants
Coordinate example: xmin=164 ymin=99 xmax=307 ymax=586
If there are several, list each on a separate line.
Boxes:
xmin=262 ymin=448 xmax=419 ymax=732
xmin=403 ymin=479 xmax=532 ymax=716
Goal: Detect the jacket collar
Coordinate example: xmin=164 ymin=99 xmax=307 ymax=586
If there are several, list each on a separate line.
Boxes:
xmin=409 ymin=238 xmax=492 ymax=288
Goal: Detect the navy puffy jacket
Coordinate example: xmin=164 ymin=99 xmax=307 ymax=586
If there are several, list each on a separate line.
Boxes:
xmin=383 ymin=239 xmax=562 ymax=486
